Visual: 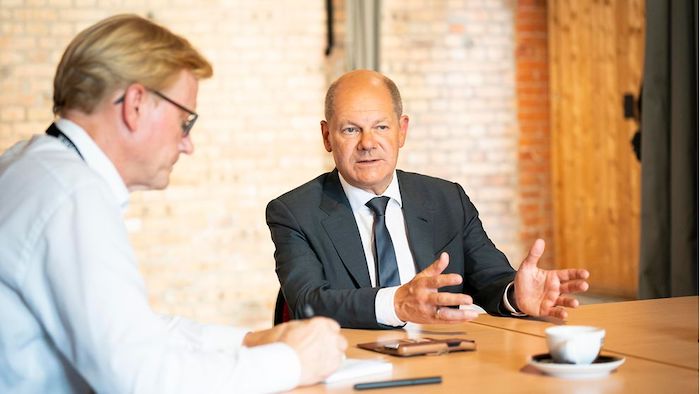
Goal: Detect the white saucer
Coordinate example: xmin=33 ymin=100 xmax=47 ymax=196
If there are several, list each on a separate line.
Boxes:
xmin=529 ymin=353 xmax=625 ymax=379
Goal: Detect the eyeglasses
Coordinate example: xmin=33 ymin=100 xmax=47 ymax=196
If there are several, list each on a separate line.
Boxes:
xmin=114 ymin=89 xmax=198 ymax=137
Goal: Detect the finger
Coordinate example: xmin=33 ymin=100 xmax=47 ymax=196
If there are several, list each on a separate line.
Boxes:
xmin=548 ymin=306 xmax=568 ymax=320
xmin=311 ymin=316 xmax=340 ymax=331
xmin=555 ymin=268 xmax=590 ymax=281
xmin=422 ymin=273 xmax=463 ymax=289
xmin=555 ymin=295 xmax=579 ymax=308
xmin=418 ymin=252 xmax=450 ymax=277
xmin=560 ymin=279 xmax=589 ymax=294
xmin=540 ymin=287 xmax=559 ymax=312
xmin=283 ymin=320 xmax=302 ymax=329
xmin=432 ymin=292 xmax=473 ymax=307
xmin=520 ymin=239 xmax=545 ymax=269
xmin=434 ymin=307 xmax=479 ymax=322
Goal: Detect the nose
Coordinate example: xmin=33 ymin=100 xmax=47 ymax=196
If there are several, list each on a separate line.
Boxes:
xmin=358 ymin=130 xmax=377 ymax=151
xmin=179 ymin=134 xmax=194 ymax=155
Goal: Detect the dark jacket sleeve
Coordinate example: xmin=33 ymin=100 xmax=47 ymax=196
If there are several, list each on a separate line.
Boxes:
xmin=453 ymin=182 xmax=516 ymax=315
xmin=398 ymin=173 xmax=516 ymax=316
xmin=266 ymin=197 xmax=384 ymax=329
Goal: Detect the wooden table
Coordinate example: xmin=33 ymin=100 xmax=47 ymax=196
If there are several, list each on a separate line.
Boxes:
xmin=473 ymin=296 xmax=699 ymax=370
xmin=292 ymin=297 xmax=698 ymax=393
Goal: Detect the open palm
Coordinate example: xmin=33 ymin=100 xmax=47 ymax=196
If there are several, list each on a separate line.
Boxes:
xmin=513 ymin=239 xmax=590 ymax=319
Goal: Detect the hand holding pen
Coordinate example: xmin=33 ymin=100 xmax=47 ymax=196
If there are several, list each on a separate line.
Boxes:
xmin=242 ymin=302 xmax=346 ymax=386
xmin=280 ymin=311 xmax=347 ymax=385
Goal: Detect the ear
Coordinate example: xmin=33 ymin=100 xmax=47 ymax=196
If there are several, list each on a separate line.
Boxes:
xmin=120 ymin=84 xmax=148 ymax=133
xmin=398 ymin=115 xmax=409 ymax=148
xmin=321 ymin=120 xmax=332 ymax=152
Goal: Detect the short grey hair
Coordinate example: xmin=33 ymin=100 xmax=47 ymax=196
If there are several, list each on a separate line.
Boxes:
xmin=323 ymin=74 xmax=403 ymax=121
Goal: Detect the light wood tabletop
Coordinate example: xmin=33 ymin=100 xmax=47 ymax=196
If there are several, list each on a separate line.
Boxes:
xmin=291 ymin=297 xmax=699 ymax=393
xmin=472 ymin=296 xmax=699 ymax=370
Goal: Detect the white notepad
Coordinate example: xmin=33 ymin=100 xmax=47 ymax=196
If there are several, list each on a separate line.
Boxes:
xmin=324 ymin=358 xmax=393 ymax=384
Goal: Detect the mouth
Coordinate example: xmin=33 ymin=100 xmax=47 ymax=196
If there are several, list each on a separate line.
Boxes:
xmin=356 ymin=158 xmax=382 ymax=165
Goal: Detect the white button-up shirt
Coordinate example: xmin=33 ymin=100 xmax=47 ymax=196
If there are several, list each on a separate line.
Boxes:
xmin=339 ymin=172 xmax=520 ymax=325
xmin=338 ymin=172 xmax=416 ymax=326
xmin=0 ymin=119 xmax=300 ymax=393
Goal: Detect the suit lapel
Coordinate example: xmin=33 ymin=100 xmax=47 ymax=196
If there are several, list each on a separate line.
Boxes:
xmin=320 ymin=170 xmax=372 ymax=288
xmin=397 ymin=171 xmax=436 ymax=272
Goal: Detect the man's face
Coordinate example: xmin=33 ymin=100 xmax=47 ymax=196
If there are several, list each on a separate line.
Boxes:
xmin=321 ymin=77 xmax=408 ymax=195
xmin=131 ymin=70 xmax=198 ymax=190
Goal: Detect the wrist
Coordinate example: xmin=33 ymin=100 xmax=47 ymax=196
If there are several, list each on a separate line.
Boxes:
xmin=507 ymin=285 xmax=521 ymax=313
xmin=390 ymin=286 xmax=409 ymax=324
xmin=502 ymin=282 xmax=527 ymax=316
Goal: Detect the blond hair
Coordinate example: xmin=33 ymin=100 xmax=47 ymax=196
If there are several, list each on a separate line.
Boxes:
xmin=53 ymin=14 xmax=213 ymax=115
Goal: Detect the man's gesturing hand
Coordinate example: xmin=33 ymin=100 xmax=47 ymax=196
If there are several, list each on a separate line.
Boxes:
xmin=514 ymin=239 xmax=590 ymax=320
xmin=393 ymin=252 xmax=479 ymax=324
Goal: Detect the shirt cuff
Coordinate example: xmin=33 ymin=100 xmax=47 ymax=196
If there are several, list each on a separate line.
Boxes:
xmin=159 ymin=315 xmax=249 ymax=352
xmin=236 ymin=342 xmax=301 ymax=392
xmin=375 ymin=286 xmax=406 ymax=327
xmin=503 ymin=282 xmax=527 ymax=317
xmin=156 ymin=315 xmax=302 ymax=392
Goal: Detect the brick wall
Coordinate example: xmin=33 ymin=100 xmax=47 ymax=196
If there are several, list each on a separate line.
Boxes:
xmin=382 ymin=0 xmax=522 ymax=265
xmin=514 ymin=0 xmax=553 ymax=268
xmin=0 ymin=1 xmax=527 ymax=329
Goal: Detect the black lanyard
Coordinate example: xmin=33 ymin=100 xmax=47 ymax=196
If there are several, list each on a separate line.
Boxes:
xmin=46 ymin=123 xmax=84 ymax=161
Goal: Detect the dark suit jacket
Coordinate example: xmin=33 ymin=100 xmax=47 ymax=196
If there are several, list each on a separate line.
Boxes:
xmin=266 ymin=169 xmax=516 ymax=329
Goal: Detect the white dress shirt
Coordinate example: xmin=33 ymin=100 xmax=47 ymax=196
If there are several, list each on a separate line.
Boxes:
xmin=338 ymin=172 xmax=416 ymax=326
xmin=0 ymin=119 xmax=300 ymax=393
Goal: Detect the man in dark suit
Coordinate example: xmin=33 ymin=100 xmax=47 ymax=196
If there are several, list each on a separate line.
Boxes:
xmin=267 ymin=70 xmax=590 ymax=329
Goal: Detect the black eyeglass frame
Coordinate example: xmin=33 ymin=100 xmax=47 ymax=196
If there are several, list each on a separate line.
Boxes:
xmin=114 ymin=89 xmax=198 ymax=136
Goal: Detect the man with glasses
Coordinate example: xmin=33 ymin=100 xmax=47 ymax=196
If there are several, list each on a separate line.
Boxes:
xmin=0 ymin=14 xmax=345 ymax=393
xmin=114 ymin=89 xmax=199 ymax=136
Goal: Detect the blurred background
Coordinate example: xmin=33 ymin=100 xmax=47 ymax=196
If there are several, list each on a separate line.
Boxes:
xmin=1 ymin=0 xmax=695 ymax=330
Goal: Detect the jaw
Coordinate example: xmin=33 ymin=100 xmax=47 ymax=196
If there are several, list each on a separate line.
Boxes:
xmin=347 ymin=161 xmax=394 ymax=194
xmin=126 ymin=161 xmax=173 ymax=191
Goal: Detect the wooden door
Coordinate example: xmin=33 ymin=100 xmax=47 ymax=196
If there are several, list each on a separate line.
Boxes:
xmin=548 ymin=0 xmax=644 ymax=298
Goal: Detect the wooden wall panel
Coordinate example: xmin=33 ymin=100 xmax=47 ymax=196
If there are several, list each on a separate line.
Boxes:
xmin=548 ymin=0 xmax=644 ymax=297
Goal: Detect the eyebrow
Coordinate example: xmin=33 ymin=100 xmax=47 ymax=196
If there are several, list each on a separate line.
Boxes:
xmin=337 ymin=117 xmax=390 ymax=126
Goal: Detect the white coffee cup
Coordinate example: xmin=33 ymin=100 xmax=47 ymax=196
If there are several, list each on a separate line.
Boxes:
xmin=545 ymin=325 xmax=605 ymax=364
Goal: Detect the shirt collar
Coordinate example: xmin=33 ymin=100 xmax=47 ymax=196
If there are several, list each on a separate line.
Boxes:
xmin=55 ymin=118 xmax=130 ymax=212
xmin=338 ymin=170 xmax=403 ymax=213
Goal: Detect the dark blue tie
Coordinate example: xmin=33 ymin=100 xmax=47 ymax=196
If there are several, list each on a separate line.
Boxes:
xmin=366 ymin=196 xmax=400 ymax=287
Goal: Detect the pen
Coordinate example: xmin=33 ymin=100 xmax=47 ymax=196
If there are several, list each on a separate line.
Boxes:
xmin=353 ymin=376 xmax=442 ymax=390
xmin=303 ymin=304 xmax=315 ymax=318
